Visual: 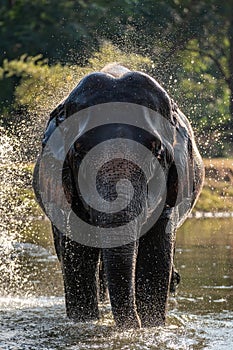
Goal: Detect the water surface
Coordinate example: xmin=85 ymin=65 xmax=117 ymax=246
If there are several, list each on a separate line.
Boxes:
xmin=0 ymin=218 xmax=232 ymax=349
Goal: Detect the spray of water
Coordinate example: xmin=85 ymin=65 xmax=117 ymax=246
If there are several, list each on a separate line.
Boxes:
xmin=0 ymin=126 xmax=44 ymax=295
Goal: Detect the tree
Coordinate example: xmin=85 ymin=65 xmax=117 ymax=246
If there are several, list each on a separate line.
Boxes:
xmin=0 ymin=0 xmax=136 ymax=64
xmin=1 ymin=0 xmax=233 ymax=152
xmin=0 ymin=42 xmax=152 ymax=160
xmin=123 ymin=0 xmax=233 ymax=129
xmin=0 ymin=0 xmax=101 ymax=64
xmin=1 ymin=42 xmax=151 ymax=115
xmin=191 ymin=1 xmax=233 ymax=129
xmin=0 ymin=0 xmax=134 ymax=113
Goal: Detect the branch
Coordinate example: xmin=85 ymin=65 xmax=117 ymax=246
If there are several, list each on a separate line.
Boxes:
xmin=157 ymin=0 xmax=203 ymax=68
xmin=185 ymin=48 xmax=230 ymax=85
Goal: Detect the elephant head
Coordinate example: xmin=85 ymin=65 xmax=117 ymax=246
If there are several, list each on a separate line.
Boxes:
xmin=33 ymin=64 xmax=204 ymax=328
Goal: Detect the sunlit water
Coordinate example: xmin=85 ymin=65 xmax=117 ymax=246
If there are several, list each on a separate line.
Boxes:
xmin=0 ymin=218 xmax=232 ymax=349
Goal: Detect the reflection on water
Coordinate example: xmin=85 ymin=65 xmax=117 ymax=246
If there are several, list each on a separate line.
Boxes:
xmin=176 ymin=219 xmax=233 ymax=315
xmin=0 ymin=218 xmax=232 ymax=349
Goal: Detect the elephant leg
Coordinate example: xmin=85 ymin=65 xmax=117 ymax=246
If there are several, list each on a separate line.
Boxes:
xmin=136 ymin=217 xmax=176 ymax=327
xmin=60 ymin=235 xmax=100 ymax=322
xmin=170 ymin=255 xmax=181 ymax=293
xmin=98 ymin=252 xmax=108 ymax=302
xmin=51 ymin=224 xmax=63 ymax=262
xmin=103 ymin=241 xmax=141 ymax=328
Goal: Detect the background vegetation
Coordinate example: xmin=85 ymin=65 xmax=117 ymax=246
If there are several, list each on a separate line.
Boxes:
xmin=1 ymin=0 xmax=233 ymax=158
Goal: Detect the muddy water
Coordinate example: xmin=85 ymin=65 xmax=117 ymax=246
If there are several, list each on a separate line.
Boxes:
xmin=0 ymin=218 xmax=233 ymax=349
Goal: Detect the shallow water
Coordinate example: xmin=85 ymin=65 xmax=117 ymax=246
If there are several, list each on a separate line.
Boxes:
xmin=0 ymin=218 xmax=233 ymax=349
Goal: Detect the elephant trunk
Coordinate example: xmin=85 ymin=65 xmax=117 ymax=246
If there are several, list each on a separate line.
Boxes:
xmin=93 ymin=159 xmax=147 ymax=328
xmin=97 ymin=163 xmax=148 ymax=327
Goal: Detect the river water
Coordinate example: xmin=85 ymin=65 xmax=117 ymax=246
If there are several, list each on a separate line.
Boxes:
xmin=0 ymin=218 xmax=232 ymax=349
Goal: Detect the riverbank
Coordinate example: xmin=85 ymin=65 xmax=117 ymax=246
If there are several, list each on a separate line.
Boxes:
xmin=194 ymin=158 xmax=233 ymax=213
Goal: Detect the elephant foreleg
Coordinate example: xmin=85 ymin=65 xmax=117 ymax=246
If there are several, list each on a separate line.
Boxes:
xmin=98 ymin=252 xmax=108 ymax=302
xmin=60 ymin=236 xmax=100 ymax=322
xmin=136 ymin=217 xmax=176 ymax=327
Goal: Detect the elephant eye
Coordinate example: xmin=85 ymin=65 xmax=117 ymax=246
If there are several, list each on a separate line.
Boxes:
xmin=74 ymin=141 xmax=81 ymax=151
xmin=151 ymin=140 xmax=161 ymax=156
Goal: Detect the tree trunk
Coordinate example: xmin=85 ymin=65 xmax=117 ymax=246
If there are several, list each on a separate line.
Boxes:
xmin=8 ymin=0 xmax=15 ymax=8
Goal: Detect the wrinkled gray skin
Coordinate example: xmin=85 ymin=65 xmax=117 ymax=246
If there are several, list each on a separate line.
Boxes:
xmin=33 ymin=64 xmax=204 ymax=328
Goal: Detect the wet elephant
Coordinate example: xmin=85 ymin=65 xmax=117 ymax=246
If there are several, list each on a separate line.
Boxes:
xmin=33 ymin=64 xmax=204 ymax=328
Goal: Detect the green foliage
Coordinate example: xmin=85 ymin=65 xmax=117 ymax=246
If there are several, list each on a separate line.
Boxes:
xmin=2 ymin=55 xmax=81 ymax=115
xmin=0 ymin=0 xmax=102 ymax=64
xmin=1 ymin=42 xmax=152 ymax=119
xmin=172 ymin=40 xmax=230 ymax=130
xmin=88 ymin=42 xmax=152 ymax=72
xmin=1 ymin=0 xmax=233 ymax=157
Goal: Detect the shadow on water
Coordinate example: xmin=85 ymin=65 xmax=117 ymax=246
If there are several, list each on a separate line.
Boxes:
xmin=0 ymin=218 xmax=232 ymax=349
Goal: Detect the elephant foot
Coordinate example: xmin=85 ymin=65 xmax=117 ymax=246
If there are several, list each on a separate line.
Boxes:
xmin=114 ymin=311 xmax=141 ymax=329
xmin=111 ymin=302 xmax=141 ymax=329
xmin=137 ymin=305 xmax=166 ymax=328
xmin=66 ymin=308 xmax=99 ymax=323
xmin=169 ymin=268 xmax=181 ymax=293
xmin=140 ymin=313 xmax=166 ymax=328
xmin=136 ymin=298 xmax=167 ymax=328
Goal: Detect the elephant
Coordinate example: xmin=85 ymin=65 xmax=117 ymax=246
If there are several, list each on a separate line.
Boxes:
xmin=33 ymin=63 xmax=204 ymax=328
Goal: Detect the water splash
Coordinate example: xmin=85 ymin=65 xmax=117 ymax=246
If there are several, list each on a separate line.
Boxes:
xmin=0 ymin=128 xmax=37 ymax=295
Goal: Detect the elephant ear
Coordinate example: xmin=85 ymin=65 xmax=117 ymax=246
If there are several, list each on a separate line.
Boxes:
xmin=62 ymin=153 xmax=78 ymax=206
xmin=32 ymin=154 xmax=46 ymax=213
xmin=33 ymin=73 xmax=92 ymax=215
xmin=33 ymin=101 xmax=71 ymax=215
xmin=167 ymin=102 xmax=204 ymax=227
xmin=32 ymin=151 xmax=73 ymax=218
